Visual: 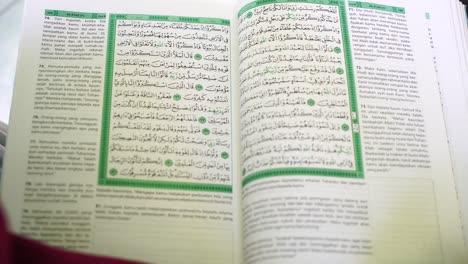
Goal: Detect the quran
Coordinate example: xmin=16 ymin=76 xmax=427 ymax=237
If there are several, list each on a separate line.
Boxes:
xmin=2 ymin=0 xmax=468 ymax=263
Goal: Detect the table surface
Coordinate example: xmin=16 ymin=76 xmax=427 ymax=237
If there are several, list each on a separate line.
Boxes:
xmin=0 ymin=0 xmax=23 ymax=125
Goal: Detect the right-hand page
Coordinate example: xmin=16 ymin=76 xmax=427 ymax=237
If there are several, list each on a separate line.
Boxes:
xmin=237 ymin=0 xmax=467 ymax=263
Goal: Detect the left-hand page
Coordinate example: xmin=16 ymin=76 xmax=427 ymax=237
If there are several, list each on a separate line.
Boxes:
xmin=0 ymin=0 xmax=241 ymax=263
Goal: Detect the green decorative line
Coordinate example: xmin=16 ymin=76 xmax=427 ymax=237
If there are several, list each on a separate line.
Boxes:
xmin=242 ymin=168 xmax=363 ymax=187
xmin=98 ymin=16 xmax=116 ymax=186
xmin=45 ymin=9 xmax=106 ymax=19
xmin=238 ymin=0 xmax=341 ymax=18
xmin=98 ymin=14 xmax=232 ymax=193
xmin=102 ymin=178 xmax=232 ymax=193
xmin=348 ymin=1 xmax=405 ymax=14
xmin=110 ymin=14 xmax=229 ymax=26
xmin=241 ymin=0 xmax=364 ymax=187
xmin=338 ymin=1 xmax=364 ymax=173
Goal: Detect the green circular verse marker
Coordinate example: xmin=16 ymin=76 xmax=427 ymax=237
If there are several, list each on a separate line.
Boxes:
xmin=242 ymin=168 xmax=246 ymax=176
xmin=221 ymin=152 xmax=229 ymax=159
xmin=195 ymin=84 xmax=203 ymax=91
xmin=307 ymin=99 xmax=315 ymax=106
xmin=336 ymin=68 xmax=344 ymax=75
xmin=334 ymin=47 xmax=342 ymax=53
xmin=173 ymin=94 xmax=181 ymax=101
xmin=247 ymin=12 xmax=253 ymax=18
xmin=202 ymin=128 xmax=210 ymax=135
xmin=194 ymin=54 xmax=202 ymax=60
xmin=109 ymin=168 xmax=118 ymax=176
xmin=165 ymin=159 xmax=173 ymax=167
xmin=341 ymin=123 xmax=350 ymax=131
xmin=198 ymin=116 xmax=207 ymax=124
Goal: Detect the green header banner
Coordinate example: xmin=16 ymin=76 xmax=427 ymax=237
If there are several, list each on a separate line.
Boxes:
xmin=348 ymin=1 xmax=405 ymax=14
xmin=111 ymin=14 xmax=230 ymax=26
xmin=45 ymin=9 xmax=106 ymax=19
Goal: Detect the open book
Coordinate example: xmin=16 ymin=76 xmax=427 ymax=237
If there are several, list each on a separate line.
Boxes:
xmin=2 ymin=0 xmax=468 ymax=263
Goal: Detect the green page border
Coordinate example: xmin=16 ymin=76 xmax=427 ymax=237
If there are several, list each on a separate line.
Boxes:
xmin=98 ymin=14 xmax=232 ymax=193
xmin=239 ymin=0 xmax=364 ymax=187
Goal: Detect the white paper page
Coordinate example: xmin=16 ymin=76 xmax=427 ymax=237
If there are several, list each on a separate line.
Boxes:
xmin=427 ymin=0 xmax=468 ymax=247
xmin=1 ymin=0 xmax=242 ymax=263
xmin=236 ymin=0 xmax=467 ymax=263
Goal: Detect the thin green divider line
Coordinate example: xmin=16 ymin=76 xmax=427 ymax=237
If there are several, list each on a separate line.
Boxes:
xmin=348 ymin=1 xmax=405 ymax=14
xmin=44 ymin=9 xmax=106 ymax=19
xmin=240 ymin=0 xmax=364 ymax=187
xmin=338 ymin=2 xmax=364 ymax=173
xmin=98 ymin=14 xmax=232 ymax=193
xmin=111 ymin=14 xmax=230 ymax=26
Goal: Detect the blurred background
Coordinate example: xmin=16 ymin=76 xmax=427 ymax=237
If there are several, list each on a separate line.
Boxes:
xmin=0 ymin=0 xmax=23 ymax=176
xmin=0 ymin=0 xmax=23 ymax=125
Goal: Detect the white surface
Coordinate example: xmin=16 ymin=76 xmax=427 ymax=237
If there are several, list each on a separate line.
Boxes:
xmin=0 ymin=0 xmax=23 ymax=124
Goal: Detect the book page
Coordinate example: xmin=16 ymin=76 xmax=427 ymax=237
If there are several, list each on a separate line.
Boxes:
xmin=424 ymin=0 xmax=468 ymax=248
xmin=1 ymin=0 xmax=242 ymax=263
xmin=237 ymin=0 xmax=467 ymax=263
